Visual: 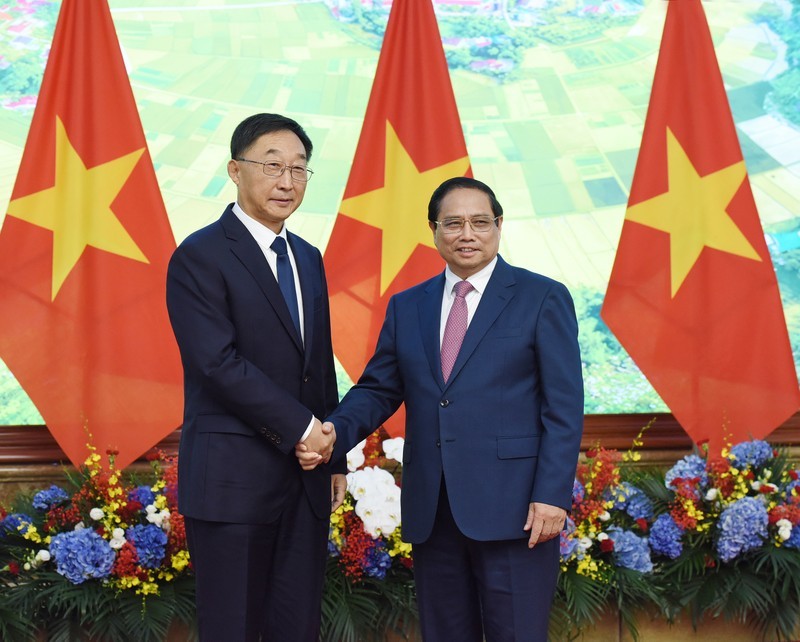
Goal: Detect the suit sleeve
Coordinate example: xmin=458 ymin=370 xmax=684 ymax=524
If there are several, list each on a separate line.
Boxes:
xmin=328 ymin=296 xmax=406 ymax=461
xmin=316 ymin=250 xmax=347 ymax=474
xmin=166 ymin=241 xmax=312 ymax=453
xmin=530 ymin=282 xmax=584 ymax=510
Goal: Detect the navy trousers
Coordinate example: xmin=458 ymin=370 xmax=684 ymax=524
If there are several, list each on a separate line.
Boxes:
xmin=185 ymin=474 xmax=328 ymax=642
xmin=412 ymin=482 xmax=560 ymax=642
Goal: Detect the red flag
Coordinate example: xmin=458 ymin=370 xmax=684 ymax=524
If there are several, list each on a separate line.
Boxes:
xmin=601 ymin=0 xmax=800 ymax=451
xmin=324 ymin=0 xmax=471 ymax=436
xmin=0 ymin=0 xmax=183 ymax=469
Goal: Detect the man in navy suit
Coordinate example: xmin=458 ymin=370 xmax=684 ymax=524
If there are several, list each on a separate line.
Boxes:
xmin=299 ymin=177 xmax=583 ymax=641
xmin=167 ymin=113 xmax=345 ymax=642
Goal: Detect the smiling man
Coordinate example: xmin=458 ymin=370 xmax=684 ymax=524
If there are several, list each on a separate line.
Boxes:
xmin=166 ymin=113 xmax=345 ymax=642
xmin=299 ymin=176 xmax=584 ymax=641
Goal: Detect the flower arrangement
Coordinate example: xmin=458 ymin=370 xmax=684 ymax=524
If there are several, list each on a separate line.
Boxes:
xmin=323 ymin=430 xmax=417 ymax=642
xmin=638 ymin=438 xmax=800 ymax=639
xmin=551 ymin=429 xmax=661 ymax=640
xmin=0 ymin=446 xmax=194 ymax=642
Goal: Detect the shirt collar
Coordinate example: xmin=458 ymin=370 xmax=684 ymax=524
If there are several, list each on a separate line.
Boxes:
xmin=232 ymin=201 xmax=288 ymax=249
xmin=444 ymin=256 xmax=498 ymax=296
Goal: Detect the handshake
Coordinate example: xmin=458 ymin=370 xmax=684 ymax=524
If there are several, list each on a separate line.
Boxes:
xmin=294 ymin=418 xmax=336 ymax=471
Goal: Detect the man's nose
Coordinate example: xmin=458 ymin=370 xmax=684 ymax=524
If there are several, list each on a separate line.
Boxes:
xmin=276 ymin=169 xmax=294 ymax=188
xmin=458 ymin=221 xmax=476 ymax=240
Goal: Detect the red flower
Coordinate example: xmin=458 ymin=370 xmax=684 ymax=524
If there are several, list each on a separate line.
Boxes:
xmin=112 ymin=541 xmax=140 ymax=578
xmin=789 ymin=470 xmax=799 ymax=481
xmin=636 ymin=518 xmax=649 ymax=533
xmin=586 ymin=448 xmax=597 ymax=459
xmin=705 ymin=555 xmax=716 ymax=568
xmin=8 ymin=561 xmax=20 ymax=576
xmin=600 ymin=539 xmax=615 ymax=553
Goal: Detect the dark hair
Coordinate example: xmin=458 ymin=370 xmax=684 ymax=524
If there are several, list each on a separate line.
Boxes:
xmin=427 ymin=176 xmax=503 ymax=223
xmin=230 ymin=113 xmax=313 ymax=161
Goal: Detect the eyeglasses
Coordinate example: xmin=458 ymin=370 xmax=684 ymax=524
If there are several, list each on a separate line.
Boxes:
xmin=236 ymin=158 xmax=314 ymax=182
xmin=433 ymin=216 xmax=500 ymax=235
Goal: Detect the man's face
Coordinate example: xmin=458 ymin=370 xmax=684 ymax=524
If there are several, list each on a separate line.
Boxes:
xmin=429 ymin=187 xmax=502 ymax=279
xmin=227 ymin=129 xmax=308 ymax=233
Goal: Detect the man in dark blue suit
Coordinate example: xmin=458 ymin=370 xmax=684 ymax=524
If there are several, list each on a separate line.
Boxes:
xmin=299 ymin=177 xmax=583 ymax=641
xmin=166 ymin=113 xmax=345 ymax=642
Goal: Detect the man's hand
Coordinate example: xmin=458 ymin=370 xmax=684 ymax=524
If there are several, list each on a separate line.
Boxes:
xmin=295 ymin=421 xmax=335 ymax=471
xmin=331 ymin=474 xmax=346 ymax=512
xmin=523 ymin=502 xmax=566 ymax=548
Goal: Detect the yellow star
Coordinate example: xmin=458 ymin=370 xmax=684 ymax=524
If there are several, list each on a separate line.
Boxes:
xmin=625 ymin=127 xmax=760 ymax=297
xmin=7 ymin=116 xmax=149 ymax=300
xmin=339 ymin=120 xmax=470 ymax=294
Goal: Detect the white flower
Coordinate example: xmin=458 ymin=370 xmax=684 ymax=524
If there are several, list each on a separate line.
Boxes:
xmin=382 ymin=437 xmax=405 ymax=462
xmin=355 ymin=496 xmax=401 ymax=537
xmin=578 ymin=537 xmax=593 ymax=551
xmin=705 ymin=488 xmax=719 ymax=502
xmin=23 ymin=562 xmax=31 ymax=571
xmin=347 ymin=466 xmax=397 ymax=500
xmin=89 ymin=508 xmax=104 ymax=521
xmin=35 ymin=549 xmax=51 ymax=562
xmin=109 ymin=536 xmax=126 ymax=550
xmin=751 ymin=481 xmax=762 ymax=492
xmin=346 ymin=440 xmax=366 ymax=472
xmin=74 ymin=521 xmax=86 ymax=531
xmin=598 ymin=511 xmax=611 ymax=522
xmin=777 ymin=518 xmax=793 ymax=542
xmin=597 ymin=532 xmax=609 ymax=541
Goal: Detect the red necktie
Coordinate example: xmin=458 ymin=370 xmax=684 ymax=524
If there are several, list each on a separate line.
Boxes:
xmin=441 ymin=280 xmax=474 ymax=383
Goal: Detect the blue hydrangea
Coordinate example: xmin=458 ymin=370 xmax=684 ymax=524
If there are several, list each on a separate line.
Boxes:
xmin=364 ymin=539 xmax=392 ymax=580
xmin=126 ymin=524 xmax=167 ymax=569
xmin=560 ymin=516 xmax=580 ymax=560
xmin=607 ymin=526 xmax=653 ymax=573
xmin=716 ymin=497 xmax=768 ymax=562
xmin=572 ymin=479 xmax=585 ymax=504
xmin=32 ymin=485 xmax=70 ymax=512
xmin=612 ymin=482 xmax=654 ymax=521
xmin=49 ymin=529 xmax=115 ymax=584
xmin=729 ymin=440 xmax=773 ymax=470
xmin=783 ymin=477 xmax=800 ymax=503
xmin=665 ymin=454 xmax=708 ymax=492
xmin=649 ymin=513 xmax=684 ymax=559
xmin=785 ymin=525 xmax=800 ymax=550
xmin=0 ymin=513 xmax=34 ymax=538
xmin=128 ymin=485 xmax=156 ymax=508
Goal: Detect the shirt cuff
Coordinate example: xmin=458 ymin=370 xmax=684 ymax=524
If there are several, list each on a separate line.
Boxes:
xmin=299 ymin=416 xmax=316 ymax=443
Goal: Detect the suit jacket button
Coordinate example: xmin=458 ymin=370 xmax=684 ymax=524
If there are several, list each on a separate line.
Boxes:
xmin=303 ymin=375 xmax=310 ymax=383
xmin=260 ymin=427 xmax=268 ymax=436
xmin=436 ymin=440 xmax=441 ymax=448
xmin=440 ymin=399 xmax=449 ymax=408
xmin=275 ymin=436 xmax=282 ymax=444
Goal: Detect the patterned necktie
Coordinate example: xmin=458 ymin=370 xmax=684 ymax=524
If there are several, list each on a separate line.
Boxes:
xmin=270 ymin=236 xmax=302 ymax=339
xmin=441 ymin=280 xmax=474 ymax=383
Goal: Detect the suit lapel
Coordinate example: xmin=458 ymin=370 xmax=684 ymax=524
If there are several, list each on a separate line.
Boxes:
xmin=419 ymin=273 xmax=447 ymax=391
xmin=289 ymin=232 xmax=315 ymax=368
xmin=221 ymin=208 xmax=304 ymax=354
xmin=444 ymin=257 xmax=516 ymax=390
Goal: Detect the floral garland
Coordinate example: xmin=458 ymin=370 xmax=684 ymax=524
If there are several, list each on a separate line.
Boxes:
xmin=2 ymin=433 xmax=800 ymax=641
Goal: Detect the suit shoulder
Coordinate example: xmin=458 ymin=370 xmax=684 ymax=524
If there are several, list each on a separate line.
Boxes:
xmin=389 ymin=274 xmax=442 ymax=304
xmin=508 ymin=264 xmax=572 ymax=297
xmin=175 ymin=218 xmax=225 ymax=251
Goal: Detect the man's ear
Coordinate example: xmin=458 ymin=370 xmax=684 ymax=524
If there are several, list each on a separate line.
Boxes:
xmin=227 ymin=159 xmax=239 ymax=185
